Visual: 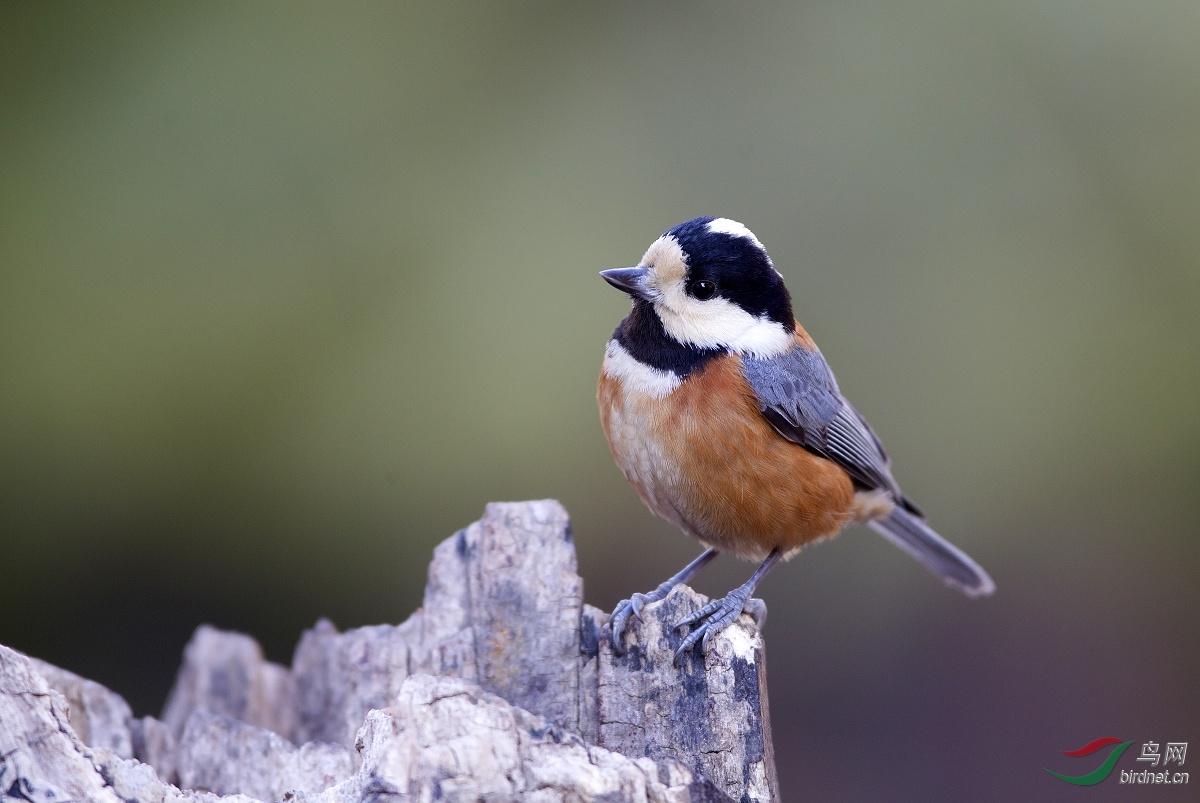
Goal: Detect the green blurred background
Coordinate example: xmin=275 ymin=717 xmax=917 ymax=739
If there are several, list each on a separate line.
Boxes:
xmin=2 ymin=2 xmax=1197 ymax=800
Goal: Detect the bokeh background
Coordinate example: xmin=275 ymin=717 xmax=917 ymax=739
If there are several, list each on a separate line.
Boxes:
xmin=3 ymin=2 xmax=1198 ymax=800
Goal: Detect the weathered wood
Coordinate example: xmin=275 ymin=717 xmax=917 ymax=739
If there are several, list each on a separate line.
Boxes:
xmin=0 ymin=645 xmax=702 ymax=803
xmin=598 ymin=587 xmax=778 ymax=803
xmin=291 ymin=501 xmax=587 ymax=748
xmin=28 ymin=656 xmax=136 ymax=759
xmin=176 ymin=712 xmax=354 ymax=800
xmin=1 ymin=500 xmax=774 ymax=802
xmin=301 ymin=675 xmax=696 ymax=803
xmin=129 ymin=714 xmax=179 ymax=785
xmin=1 ymin=644 xmax=128 ymax=803
xmin=463 ymin=501 xmax=585 ymax=735
xmin=161 ymin=624 xmax=295 ymax=741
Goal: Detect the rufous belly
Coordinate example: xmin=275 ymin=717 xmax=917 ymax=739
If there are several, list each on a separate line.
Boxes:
xmin=599 ymin=352 xmax=880 ymax=561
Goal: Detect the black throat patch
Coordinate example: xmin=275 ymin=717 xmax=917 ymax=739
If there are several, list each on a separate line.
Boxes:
xmin=613 ymin=300 xmax=723 ymax=378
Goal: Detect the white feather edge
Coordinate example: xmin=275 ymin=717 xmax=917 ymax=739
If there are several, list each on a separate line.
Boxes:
xmin=704 ymin=218 xmax=785 ymax=280
xmin=602 ymin=340 xmax=682 ymax=398
xmin=706 ymin=217 xmax=766 ymax=252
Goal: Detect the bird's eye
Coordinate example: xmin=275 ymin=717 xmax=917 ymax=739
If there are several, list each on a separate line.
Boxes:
xmin=689 ymin=280 xmax=716 ymax=300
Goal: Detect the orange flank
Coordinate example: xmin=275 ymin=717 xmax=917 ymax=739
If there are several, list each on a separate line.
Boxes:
xmin=599 ymin=352 xmax=878 ymax=561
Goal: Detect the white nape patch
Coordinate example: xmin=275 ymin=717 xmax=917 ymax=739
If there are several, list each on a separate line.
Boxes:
xmin=707 ymin=217 xmax=784 ymax=279
xmin=602 ymin=339 xmax=681 ymax=398
xmin=706 ymin=217 xmax=766 ymax=253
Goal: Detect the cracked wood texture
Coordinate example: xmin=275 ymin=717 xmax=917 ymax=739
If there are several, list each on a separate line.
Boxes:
xmin=598 ymin=588 xmax=777 ymax=803
xmin=0 ymin=500 xmax=776 ymax=803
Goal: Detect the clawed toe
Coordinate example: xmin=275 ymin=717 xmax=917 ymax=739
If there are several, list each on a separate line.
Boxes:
xmin=609 ymin=591 xmax=659 ymax=654
xmin=673 ymin=592 xmax=752 ymax=664
xmin=607 ymin=550 xmax=722 ymax=657
xmin=674 ymin=597 xmax=722 ymax=629
xmin=742 ymin=598 xmax=767 ymax=628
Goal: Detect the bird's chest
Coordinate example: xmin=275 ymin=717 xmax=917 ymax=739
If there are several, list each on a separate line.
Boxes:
xmin=597 ymin=349 xmax=762 ymax=538
xmin=598 ymin=349 xmax=859 ymax=557
xmin=597 ymin=372 xmax=691 ymax=529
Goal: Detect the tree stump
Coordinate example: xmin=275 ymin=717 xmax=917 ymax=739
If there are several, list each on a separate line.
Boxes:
xmin=0 ymin=500 xmax=777 ymax=803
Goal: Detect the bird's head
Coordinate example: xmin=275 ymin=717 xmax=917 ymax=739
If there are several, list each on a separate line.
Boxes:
xmin=601 ymin=217 xmax=795 ymax=358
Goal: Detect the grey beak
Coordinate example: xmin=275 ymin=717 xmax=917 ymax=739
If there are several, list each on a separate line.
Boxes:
xmin=599 ymin=267 xmax=652 ymax=301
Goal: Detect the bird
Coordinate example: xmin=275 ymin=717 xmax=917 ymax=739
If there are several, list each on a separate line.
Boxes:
xmin=597 ymin=216 xmax=994 ymax=662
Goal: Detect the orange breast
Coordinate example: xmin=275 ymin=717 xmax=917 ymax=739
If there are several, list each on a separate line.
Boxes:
xmin=598 ymin=350 xmax=859 ymax=561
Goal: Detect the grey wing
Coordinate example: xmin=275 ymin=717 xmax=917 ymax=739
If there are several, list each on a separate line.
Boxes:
xmin=742 ymin=346 xmax=990 ymax=596
xmin=741 ymin=347 xmax=905 ymax=502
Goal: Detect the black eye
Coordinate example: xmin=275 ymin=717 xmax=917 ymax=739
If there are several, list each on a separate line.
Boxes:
xmin=689 ymin=280 xmax=716 ymax=300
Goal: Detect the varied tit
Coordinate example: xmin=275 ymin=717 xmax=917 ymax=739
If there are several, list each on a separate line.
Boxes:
xmin=597 ymin=216 xmax=994 ymax=662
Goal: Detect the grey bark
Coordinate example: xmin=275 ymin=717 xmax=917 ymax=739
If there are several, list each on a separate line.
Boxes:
xmin=161 ymin=625 xmax=295 ymax=741
xmin=27 ymin=656 xmax=136 ymax=759
xmin=300 ymin=675 xmax=700 ymax=803
xmin=292 ymin=501 xmax=586 ymax=748
xmin=598 ymin=587 xmax=778 ymax=803
xmin=0 ymin=500 xmax=776 ymax=803
xmin=177 ymin=712 xmax=354 ymax=800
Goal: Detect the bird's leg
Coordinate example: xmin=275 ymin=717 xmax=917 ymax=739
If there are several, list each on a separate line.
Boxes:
xmin=673 ymin=548 xmax=782 ymax=664
xmin=610 ymin=548 xmax=719 ymax=653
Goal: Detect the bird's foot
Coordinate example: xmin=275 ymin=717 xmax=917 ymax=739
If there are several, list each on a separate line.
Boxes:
xmin=673 ymin=590 xmax=766 ymax=665
xmin=609 ymin=583 xmax=678 ymax=654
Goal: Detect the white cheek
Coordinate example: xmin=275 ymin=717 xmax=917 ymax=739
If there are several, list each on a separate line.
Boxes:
xmin=602 ymin=340 xmax=681 ymax=398
xmin=655 ymin=292 xmax=793 ymax=358
xmin=638 ymin=231 xmax=791 ymax=357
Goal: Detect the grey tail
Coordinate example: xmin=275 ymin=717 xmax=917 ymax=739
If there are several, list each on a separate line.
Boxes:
xmin=867 ymin=507 xmax=995 ymax=598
